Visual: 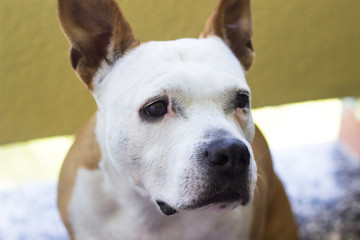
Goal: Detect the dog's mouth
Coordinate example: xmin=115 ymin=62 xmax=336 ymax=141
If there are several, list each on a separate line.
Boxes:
xmin=156 ymin=201 xmax=177 ymax=216
xmin=184 ymin=190 xmax=250 ymax=210
xmin=156 ymin=190 xmax=250 ymax=216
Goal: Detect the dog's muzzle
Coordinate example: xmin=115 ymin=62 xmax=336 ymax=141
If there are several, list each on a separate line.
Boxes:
xmin=156 ymin=138 xmax=252 ymax=215
xmin=188 ymin=138 xmax=252 ymax=208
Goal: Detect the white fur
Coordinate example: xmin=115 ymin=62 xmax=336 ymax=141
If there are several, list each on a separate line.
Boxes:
xmin=69 ymin=167 xmax=253 ymax=240
xmin=69 ymin=36 xmax=257 ymax=239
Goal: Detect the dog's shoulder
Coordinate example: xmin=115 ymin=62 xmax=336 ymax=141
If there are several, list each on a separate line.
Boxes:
xmin=69 ymin=114 xmax=101 ymax=170
xmin=57 ymin=113 xmax=101 ymax=238
xmin=250 ymin=125 xmax=298 ymax=239
xmin=252 ymin=125 xmax=273 ymax=176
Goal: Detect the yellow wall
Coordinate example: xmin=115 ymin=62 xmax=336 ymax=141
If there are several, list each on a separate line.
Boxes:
xmin=1 ymin=0 xmax=359 ymax=144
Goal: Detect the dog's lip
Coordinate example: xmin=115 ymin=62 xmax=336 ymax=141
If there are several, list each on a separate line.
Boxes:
xmin=180 ymin=190 xmax=249 ymax=210
xmin=156 ymin=191 xmax=250 ymax=215
xmin=156 ymin=200 xmax=177 ymax=216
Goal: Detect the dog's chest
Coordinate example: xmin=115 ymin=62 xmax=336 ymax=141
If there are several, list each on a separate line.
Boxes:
xmin=69 ymin=168 xmax=253 ymax=240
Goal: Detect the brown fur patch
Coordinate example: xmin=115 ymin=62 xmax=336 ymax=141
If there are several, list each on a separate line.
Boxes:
xmin=57 ymin=115 xmax=101 ymax=239
xmin=200 ymin=0 xmax=254 ymax=72
xmin=250 ymin=126 xmax=299 ymax=239
xmin=58 ymin=0 xmax=139 ymax=89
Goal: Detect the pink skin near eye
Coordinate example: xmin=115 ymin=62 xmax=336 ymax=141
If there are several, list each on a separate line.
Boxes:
xmin=164 ymin=97 xmax=174 ymax=120
xmin=235 ymin=108 xmax=248 ymax=115
xmin=235 ymin=107 xmax=249 ymax=131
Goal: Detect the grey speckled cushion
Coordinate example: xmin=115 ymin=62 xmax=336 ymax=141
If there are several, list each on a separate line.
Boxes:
xmin=0 ymin=142 xmax=359 ymax=240
xmin=273 ymin=142 xmax=360 ymax=240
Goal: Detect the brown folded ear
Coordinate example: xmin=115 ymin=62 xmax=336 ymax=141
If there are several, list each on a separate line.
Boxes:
xmin=58 ymin=0 xmax=139 ymax=89
xmin=200 ymin=0 xmax=254 ymax=72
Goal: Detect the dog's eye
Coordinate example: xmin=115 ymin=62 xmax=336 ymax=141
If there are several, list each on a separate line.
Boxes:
xmin=144 ymin=101 xmax=168 ymax=117
xmin=235 ymin=94 xmax=250 ymax=109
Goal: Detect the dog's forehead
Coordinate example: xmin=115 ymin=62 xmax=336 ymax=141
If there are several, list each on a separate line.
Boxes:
xmin=101 ymin=37 xmax=249 ymax=103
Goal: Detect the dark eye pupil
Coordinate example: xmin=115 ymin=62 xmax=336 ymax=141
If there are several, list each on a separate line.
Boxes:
xmin=236 ymin=94 xmax=249 ymax=108
xmin=145 ymin=101 xmax=167 ymax=116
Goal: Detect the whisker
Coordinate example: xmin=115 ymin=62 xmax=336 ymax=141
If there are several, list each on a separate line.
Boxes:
xmin=256 ymin=169 xmax=271 ymax=193
xmin=255 ymin=148 xmax=270 ymax=163
xmin=253 ymin=148 xmax=272 ymax=194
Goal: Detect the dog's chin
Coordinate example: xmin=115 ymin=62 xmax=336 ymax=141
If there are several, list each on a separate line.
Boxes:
xmin=156 ymin=191 xmax=251 ymax=216
xmin=183 ymin=191 xmax=250 ymax=210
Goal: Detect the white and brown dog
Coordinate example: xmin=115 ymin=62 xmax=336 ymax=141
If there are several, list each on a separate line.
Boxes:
xmin=57 ymin=0 xmax=298 ymax=239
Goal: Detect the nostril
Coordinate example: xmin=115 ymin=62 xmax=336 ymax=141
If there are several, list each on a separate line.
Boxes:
xmin=237 ymin=153 xmax=250 ymax=169
xmin=235 ymin=147 xmax=250 ymax=169
xmin=210 ymin=153 xmax=230 ymax=166
xmin=219 ymin=154 xmax=229 ymax=166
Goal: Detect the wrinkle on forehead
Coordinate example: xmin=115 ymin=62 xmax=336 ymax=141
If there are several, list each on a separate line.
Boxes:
xmin=98 ymin=37 xmax=250 ymax=111
xmin=133 ymin=64 xmax=249 ymax=109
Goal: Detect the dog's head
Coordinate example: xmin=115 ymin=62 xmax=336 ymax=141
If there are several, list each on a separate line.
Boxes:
xmin=58 ymin=0 xmax=256 ymax=215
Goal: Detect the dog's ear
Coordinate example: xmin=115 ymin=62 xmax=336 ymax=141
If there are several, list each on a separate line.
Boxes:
xmin=58 ymin=0 xmax=139 ymax=89
xmin=200 ymin=0 xmax=254 ymax=72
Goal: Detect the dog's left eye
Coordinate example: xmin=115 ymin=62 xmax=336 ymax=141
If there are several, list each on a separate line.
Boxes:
xmin=235 ymin=94 xmax=250 ymax=109
xmin=144 ymin=101 xmax=168 ymax=117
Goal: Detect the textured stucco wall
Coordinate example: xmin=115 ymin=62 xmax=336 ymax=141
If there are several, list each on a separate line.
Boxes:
xmin=1 ymin=0 xmax=359 ymax=144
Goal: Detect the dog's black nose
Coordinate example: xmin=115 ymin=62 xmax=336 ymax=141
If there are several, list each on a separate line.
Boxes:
xmin=205 ymin=139 xmax=250 ymax=169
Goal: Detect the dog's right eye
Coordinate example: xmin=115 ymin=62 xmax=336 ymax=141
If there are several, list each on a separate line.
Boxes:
xmin=235 ymin=94 xmax=249 ymax=109
xmin=144 ymin=100 xmax=168 ymax=117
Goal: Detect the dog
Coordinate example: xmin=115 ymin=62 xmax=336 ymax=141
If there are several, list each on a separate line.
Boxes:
xmin=57 ymin=0 xmax=298 ymax=239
